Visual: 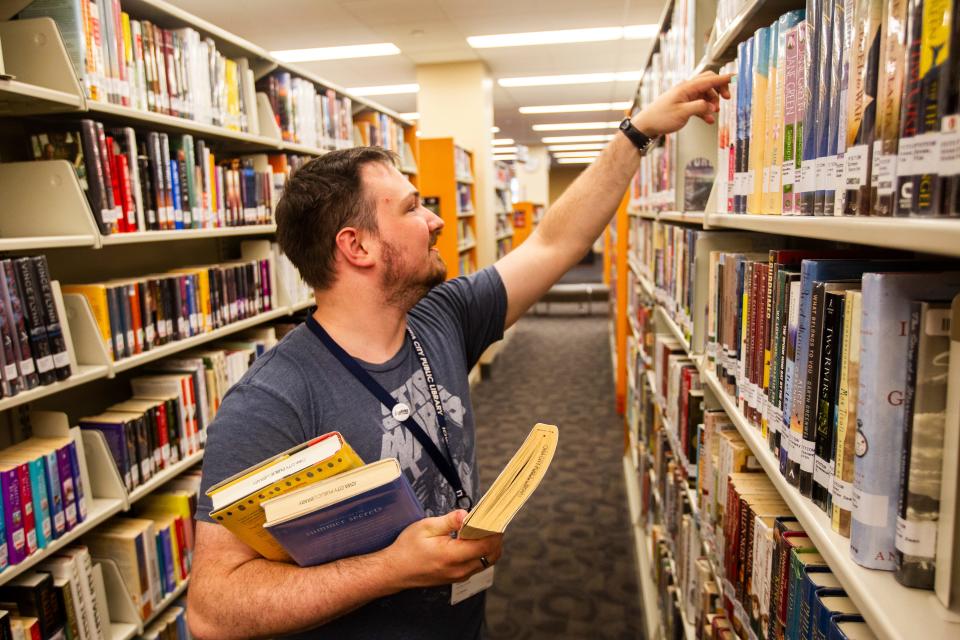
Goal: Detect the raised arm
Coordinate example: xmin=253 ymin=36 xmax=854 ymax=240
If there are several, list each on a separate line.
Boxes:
xmin=188 ymin=511 xmax=503 ymax=639
xmin=495 ymin=72 xmax=733 ymax=327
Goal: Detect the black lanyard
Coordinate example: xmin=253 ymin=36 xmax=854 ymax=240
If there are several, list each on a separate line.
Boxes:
xmin=305 ymin=315 xmax=473 ymax=510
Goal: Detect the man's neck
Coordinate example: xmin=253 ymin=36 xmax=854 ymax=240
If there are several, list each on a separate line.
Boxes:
xmin=312 ymin=286 xmax=408 ymax=364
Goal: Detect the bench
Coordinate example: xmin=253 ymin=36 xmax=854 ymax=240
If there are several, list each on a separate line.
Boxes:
xmin=534 ymin=283 xmax=610 ymax=315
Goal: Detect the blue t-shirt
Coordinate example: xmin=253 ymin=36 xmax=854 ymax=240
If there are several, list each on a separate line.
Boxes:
xmin=196 ymin=267 xmax=508 ymax=639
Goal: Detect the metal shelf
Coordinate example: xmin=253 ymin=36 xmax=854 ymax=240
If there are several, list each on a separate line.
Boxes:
xmin=142 ymin=578 xmax=190 ymax=628
xmin=694 ymin=0 xmax=805 ymax=74
xmin=701 ymin=366 xmax=960 ymax=640
xmin=99 ymin=225 xmax=277 ymax=246
xmin=623 ymin=456 xmax=662 ymax=640
xmin=0 ymin=77 xmax=83 ymax=115
xmin=0 ymin=364 xmax=110 ymax=414
xmin=127 ymin=451 xmax=204 ymax=505
xmin=658 ymin=211 xmax=705 ymax=226
xmin=705 ymin=213 xmax=960 ymax=258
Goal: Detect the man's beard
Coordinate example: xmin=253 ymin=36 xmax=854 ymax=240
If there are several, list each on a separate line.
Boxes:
xmin=381 ymin=238 xmax=447 ymax=309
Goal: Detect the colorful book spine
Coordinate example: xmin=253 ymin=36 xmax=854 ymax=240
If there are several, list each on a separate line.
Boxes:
xmin=813 ymin=0 xmax=836 ymax=215
xmin=782 ymin=21 xmax=803 ymax=213
xmin=798 ymin=0 xmax=821 ymax=215
xmin=750 ymin=27 xmax=771 ymax=215
xmin=831 ymin=290 xmax=861 ymax=537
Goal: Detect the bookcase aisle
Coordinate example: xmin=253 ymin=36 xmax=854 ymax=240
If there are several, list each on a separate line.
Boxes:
xmin=0 ymin=0 xmax=420 ymax=637
xmin=611 ymin=1 xmax=960 ymax=639
xmin=419 ymin=138 xmax=479 ymax=277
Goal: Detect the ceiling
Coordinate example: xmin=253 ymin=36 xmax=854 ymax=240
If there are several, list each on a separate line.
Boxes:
xmin=167 ymin=0 xmax=658 ymax=148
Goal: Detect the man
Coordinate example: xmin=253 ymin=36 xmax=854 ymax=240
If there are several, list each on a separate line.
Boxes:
xmin=188 ymin=72 xmax=732 ymax=639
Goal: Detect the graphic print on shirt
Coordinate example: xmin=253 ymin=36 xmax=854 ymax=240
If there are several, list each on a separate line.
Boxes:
xmin=379 ymin=367 xmax=474 ymax=515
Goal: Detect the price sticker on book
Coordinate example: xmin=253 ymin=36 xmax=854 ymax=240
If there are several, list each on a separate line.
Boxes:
xmin=939 ymin=119 xmax=960 ymax=177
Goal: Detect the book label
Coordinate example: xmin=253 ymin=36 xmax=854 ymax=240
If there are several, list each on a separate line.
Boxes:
xmin=852 ymin=488 xmax=888 ymax=527
xmin=53 ymin=351 xmax=71 ymax=369
xmin=832 ymin=478 xmax=855 ymax=511
xmin=781 ymin=161 xmax=795 ymax=188
xmin=815 ymin=156 xmax=828 ymax=191
xmin=844 ymin=145 xmax=869 ymax=187
xmin=4 ymin=363 xmax=17 ymax=381
xmin=911 ymin=132 xmax=940 ymax=171
xmin=940 ymin=125 xmax=960 ymax=177
xmin=895 ymin=517 xmax=937 ymax=557
xmin=799 ymin=162 xmax=816 ymax=194
xmin=786 ymin=430 xmax=801 ymax=463
xmin=833 ymin=154 xmax=846 ymax=191
xmin=763 ymin=166 xmax=772 ymax=194
xmin=800 ymin=438 xmax=815 ymax=472
xmin=872 ymin=147 xmax=896 ymax=196
xmin=897 ymin=137 xmax=919 ymax=176
xmin=813 ymin=457 xmax=834 ymax=488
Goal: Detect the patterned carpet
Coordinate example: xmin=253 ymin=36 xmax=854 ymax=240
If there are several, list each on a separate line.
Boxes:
xmin=473 ymin=313 xmax=644 ymax=640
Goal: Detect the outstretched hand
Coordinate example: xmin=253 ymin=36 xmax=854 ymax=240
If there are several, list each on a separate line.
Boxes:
xmin=632 ymin=71 xmax=734 ymax=138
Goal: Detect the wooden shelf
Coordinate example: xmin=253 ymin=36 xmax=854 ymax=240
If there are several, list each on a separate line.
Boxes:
xmin=0 ymin=497 xmax=126 ymax=587
xmin=127 ymin=451 xmax=204 ymax=505
xmin=705 ymin=213 xmax=960 ymax=258
xmin=700 ymin=365 xmax=960 ymax=640
xmin=99 ymin=225 xmax=277 ymax=246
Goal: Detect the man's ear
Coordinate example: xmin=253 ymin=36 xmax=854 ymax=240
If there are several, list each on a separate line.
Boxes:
xmin=334 ymin=227 xmax=376 ymax=268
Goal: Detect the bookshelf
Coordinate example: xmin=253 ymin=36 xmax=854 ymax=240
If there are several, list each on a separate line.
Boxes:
xmin=494 ymin=161 xmax=515 ymax=260
xmin=614 ymin=1 xmax=960 ymax=639
xmin=0 ymin=0 xmax=415 ymax=635
xmin=511 ymin=201 xmax=544 ymax=248
xmin=418 ymin=138 xmax=479 ymax=277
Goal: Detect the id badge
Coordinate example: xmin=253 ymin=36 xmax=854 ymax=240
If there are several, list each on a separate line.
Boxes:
xmin=450 ymin=567 xmax=495 ymax=605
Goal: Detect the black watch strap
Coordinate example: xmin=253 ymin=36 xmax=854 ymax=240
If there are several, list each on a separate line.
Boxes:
xmin=619 ymin=118 xmax=656 ymax=155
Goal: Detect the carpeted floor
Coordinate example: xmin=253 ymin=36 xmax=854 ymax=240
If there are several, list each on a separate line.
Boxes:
xmin=473 ymin=313 xmax=644 ymax=640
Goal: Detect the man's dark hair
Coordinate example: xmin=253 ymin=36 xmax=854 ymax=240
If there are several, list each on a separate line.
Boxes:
xmin=276 ymin=146 xmax=398 ymax=290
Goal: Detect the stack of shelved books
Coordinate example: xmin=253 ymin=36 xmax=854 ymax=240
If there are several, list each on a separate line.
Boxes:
xmin=19 ymin=1 xmax=259 ymax=133
xmin=715 ymin=0 xmax=960 ymax=217
xmin=259 ymin=72 xmax=353 ymax=150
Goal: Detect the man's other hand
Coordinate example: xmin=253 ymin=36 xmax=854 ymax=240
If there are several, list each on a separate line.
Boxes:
xmin=633 ymin=71 xmax=734 ymax=138
xmin=381 ymin=509 xmax=504 ymax=589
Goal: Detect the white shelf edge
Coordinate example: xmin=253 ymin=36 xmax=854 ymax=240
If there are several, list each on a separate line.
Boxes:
xmin=495 ymin=231 xmax=515 ymax=241
xmin=110 ymin=307 xmax=292 ymax=374
xmin=658 ymin=211 xmax=706 ymax=226
xmin=457 ymin=211 xmax=476 ymax=219
xmin=109 ymin=622 xmax=139 ymax=640
xmin=142 ymin=578 xmax=190 ymax=629
xmin=458 ymin=240 xmax=477 ymax=253
xmin=0 ymin=235 xmax=98 ymax=251
xmin=705 ymin=213 xmax=960 ymax=258
xmin=0 ymin=498 xmax=126 ymax=587
xmin=127 ymin=451 xmax=204 ymax=505
xmin=623 ymin=456 xmax=661 ymax=640
xmin=655 ymin=306 xmax=692 ymax=356
xmin=700 ymin=364 xmax=960 ymax=640
xmin=0 ymin=364 xmax=110 ymax=413
xmin=99 ymin=224 xmax=277 ymax=245
xmin=0 ymin=78 xmax=84 ymax=110
xmin=455 ymin=175 xmax=474 ymax=184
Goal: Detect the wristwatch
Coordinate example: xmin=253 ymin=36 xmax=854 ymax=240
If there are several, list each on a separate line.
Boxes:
xmin=619 ymin=118 xmax=657 ymax=156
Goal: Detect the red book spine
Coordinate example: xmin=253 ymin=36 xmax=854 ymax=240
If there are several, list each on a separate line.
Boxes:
xmin=16 ymin=463 xmax=37 ymax=556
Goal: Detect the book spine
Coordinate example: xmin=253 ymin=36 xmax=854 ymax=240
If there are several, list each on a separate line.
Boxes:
xmin=2 ymin=468 xmax=26 ymax=565
xmin=800 ymin=283 xmax=828 ymax=496
xmin=15 ymin=464 xmax=37 ymax=555
xmin=12 ymin=258 xmax=55 ymax=386
xmin=78 ymin=119 xmax=111 ymax=234
xmin=895 ymin=0 xmax=925 ymax=216
xmin=67 ymin=440 xmax=87 ymax=523
xmin=57 ymin=446 xmax=78 ymax=531
xmin=813 ymin=0 xmax=835 ymax=215
xmin=27 ymin=459 xmax=51 ymax=550
xmin=42 ymin=450 xmax=66 ymax=539
xmin=1 ymin=260 xmax=39 ymax=390
xmin=813 ymin=292 xmax=845 ymax=511
xmin=30 ymin=257 xmax=72 ymax=380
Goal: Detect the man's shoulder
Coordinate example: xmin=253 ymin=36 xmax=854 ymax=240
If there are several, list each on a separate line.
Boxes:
xmin=235 ymin=324 xmax=319 ymax=392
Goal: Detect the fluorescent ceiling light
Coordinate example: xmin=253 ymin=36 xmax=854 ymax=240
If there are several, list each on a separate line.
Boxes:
xmin=556 ymin=157 xmax=596 ymax=164
xmin=519 ymin=101 xmax=631 ymax=114
xmin=345 ymin=83 xmax=419 ymax=96
xmin=499 ymin=71 xmax=642 ymax=87
xmin=493 ymin=154 xmax=517 ymax=161
xmin=467 ymin=25 xmax=658 ymax=48
xmin=492 ymin=138 xmax=515 ymax=146
xmin=532 ymin=121 xmax=620 ymax=131
xmin=552 ymin=151 xmax=601 ymax=158
xmin=272 ymin=42 xmax=400 ymax=62
xmin=492 ymin=126 xmax=500 ymax=133
xmin=541 ymin=134 xmax=615 ymax=143
xmin=493 ymin=146 xmax=518 ymax=153
xmin=547 ymin=143 xmax=607 ymax=151
xmin=398 ymin=111 xmax=420 ymax=121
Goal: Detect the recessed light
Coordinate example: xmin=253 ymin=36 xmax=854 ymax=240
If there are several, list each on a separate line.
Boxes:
xmin=541 ymin=134 xmax=615 ymax=143
xmin=552 ymin=151 xmax=602 ymax=158
xmin=492 ymin=126 xmax=501 ymax=133
xmin=272 ymin=42 xmax=401 ymax=62
xmin=532 ymin=121 xmax=620 ymax=131
xmin=467 ymin=25 xmax=658 ymax=49
xmin=493 ymin=154 xmax=518 ymax=161
xmin=493 ymin=138 xmax=515 ymax=146
xmin=498 ymin=71 xmax=642 ymax=88
xmin=519 ymin=101 xmax=632 ymax=114
xmin=492 ymin=146 xmax=518 ymax=153
xmin=547 ymin=143 xmax=608 ymax=151
xmin=344 ymin=83 xmax=419 ymax=96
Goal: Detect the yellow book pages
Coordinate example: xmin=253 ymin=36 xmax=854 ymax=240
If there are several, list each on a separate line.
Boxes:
xmin=459 ymin=423 xmax=558 ymax=540
xmin=211 ymin=441 xmax=364 ymax=560
xmin=61 ymin=284 xmax=111 ymax=357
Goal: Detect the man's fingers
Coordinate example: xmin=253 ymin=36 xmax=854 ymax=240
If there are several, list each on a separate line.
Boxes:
xmin=419 ymin=509 xmax=468 ymax=536
xmin=682 ymin=99 xmax=714 ymax=119
xmin=687 ymin=72 xmax=735 ymax=95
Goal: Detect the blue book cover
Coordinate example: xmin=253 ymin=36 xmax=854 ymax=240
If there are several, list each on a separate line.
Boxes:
xmin=814 ymin=593 xmax=859 ymax=640
xmin=41 ymin=449 xmax=65 ymax=538
xmin=799 ymin=0 xmax=822 ymax=214
xmin=67 ymin=439 xmax=87 ymax=523
xmin=263 ymin=459 xmax=425 ymax=568
xmin=827 ymin=614 xmax=867 ymax=640
xmin=813 ymin=0 xmax=835 ymax=215
xmin=851 ymin=271 xmax=960 ymax=569
xmin=1 ymin=466 xmax=25 ymax=565
xmin=158 ymin=526 xmax=175 ymax=594
xmin=26 ymin=457 xmax=51 ymax=549
xmin=801 ymin=573 xmax=843 ymax=640
xmin=55 ymin=445 xmax=76 ymax=531
xmin=737 ymin=41 xmax=749 ymax=214
xmin=169 ymin=159 xmax=183 ymax=229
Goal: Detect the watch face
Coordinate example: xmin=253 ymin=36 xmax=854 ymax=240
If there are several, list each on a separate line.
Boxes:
xmin=619 ymin=118 xmax=631 ymax=131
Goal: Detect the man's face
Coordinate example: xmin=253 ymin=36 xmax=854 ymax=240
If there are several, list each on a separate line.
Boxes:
xmin=361 ymin=162 xmax=446 ymax=308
